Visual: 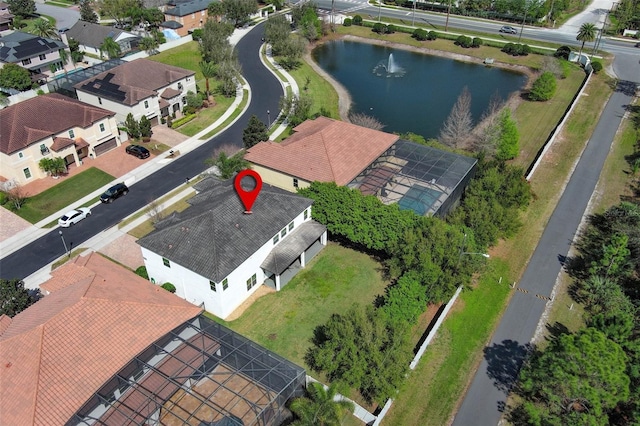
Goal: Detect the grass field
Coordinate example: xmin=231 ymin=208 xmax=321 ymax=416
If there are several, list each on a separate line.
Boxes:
xmin=219 ymin=243 xmax=389 ymax=369
xmin=6 ymin=168 xmax=115 ymax=224
xmin=174 ymin=95 xmax=236 ymax=136
xmin=289 ymin=61 xmax=340 ymax=119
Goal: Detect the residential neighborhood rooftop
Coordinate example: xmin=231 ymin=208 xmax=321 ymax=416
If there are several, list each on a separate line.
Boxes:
xmin=0 ymin=31 xmax=66 ymax=63
xmin=0 ymin=93 xmax=115 ymax=155
xmin=65 ymin=20 xmax=139 ymax=49
xmin=244 ymin=116 xmax=399 ymax=185
xmin=164 ymin=0 xmax=220 ymax=16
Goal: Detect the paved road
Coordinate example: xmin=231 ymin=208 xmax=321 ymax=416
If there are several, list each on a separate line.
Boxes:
xmin=35 ymin=3 xmax=79 ymax=30
xmin=0 ymin=22 xmax=282 ymax=280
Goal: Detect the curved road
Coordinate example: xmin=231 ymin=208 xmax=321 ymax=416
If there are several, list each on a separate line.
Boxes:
xmin=0 ymin=22 xmax=282 ymax=280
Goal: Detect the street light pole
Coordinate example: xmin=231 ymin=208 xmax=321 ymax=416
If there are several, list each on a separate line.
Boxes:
xmin=378 ymin=0 xmax=382 ymax=22
xmin=445 ymin=0 xmax=452 ymax=32
xmin=267 ymin=110 xmax=271 ymax=128
xmin=59 ymin=230 xmax=70 ymax=258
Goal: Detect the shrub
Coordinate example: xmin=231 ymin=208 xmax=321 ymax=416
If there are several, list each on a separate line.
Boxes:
xmin=517 ymin=44 xmax=531 ymax=56
xmin=455 ymin=35 xmax=472 ymax=48
xmin=554 ymin=45 xmax=571 ymax=60
xmin=161 ymin=282 xmax=176 ymax=293
xmin=191 ymin=29 xmax=203 ymax=41
xmin=472 ymin=37 xmax=483 ymax=47
xmin=502 ymin=43 xmax=530 ymax=56
xmin=529 ymin=71 xmax=557 ymax=101
xmin=559 ymin=59 xmax=571 ymax=79
xmin=372 ymin=22 xmax=386 ymax=34
xmin=352 ymin=15 xmax=363 ymax=25
xmin=0 ymin=192 xmax=7 ymax=205
xmin=413 ymin=28 xmax=428 ymax=41
xmin=502 ymin=43 xmax=515 ymax=54
xmin=135 ymin=266 xmax=148 ymax=280
xmin=171 ymin=114 xmax=196 ymax=128
xmin=386 ymin=24 xmax=396 ymax=34
xmin=343 ymin=17 xmax=352 ymax=26
xmin=36 ymin=89 xmax=45 ymax=95
xmin=139 ymin=115 xmax=152 ymax=138
xmin=591 ymin=60 xmax=603 ymax=73
xmin=427 ymin=30 xmax=438 ymax=40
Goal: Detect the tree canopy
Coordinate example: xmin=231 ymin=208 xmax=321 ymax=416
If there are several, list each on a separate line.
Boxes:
xmin=223 ymin=0 xmax=257 ymax=27
xmin=1 ymin=279 xmax=39 ymax=317
xmin=242 ymin=115 xmax=269 ymax=149
xmin=290 ymin=381 xmax=354 ymax=426
xmin=79 ymin=0 xmax=99 ymax=23
xmin=7 ymin=0 xmax=35 ymax=18
xmin=0 ymin=63 xmax=33 ymax=91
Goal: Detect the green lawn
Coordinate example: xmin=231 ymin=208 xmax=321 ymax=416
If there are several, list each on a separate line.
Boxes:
xmin=218 ymin=242 xmax=389 ymax=368
xmin=289 ymin=61 xmax=340 ymax=119
xmin=174 ymin=95 xmax=235 ymax=136
xmin=6 ymin=167 xmax=114 ymax=224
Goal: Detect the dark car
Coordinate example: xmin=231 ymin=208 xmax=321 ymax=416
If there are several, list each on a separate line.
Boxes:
xmin=499 ymin=25 xmax=518 ymax=34
xmin=635 ymin=42 xmax=640 ymax=48
xmin=126 ymin=144 xmax=150 ymax=159
xmin=100 ymin=183 xmax=129 ymax=203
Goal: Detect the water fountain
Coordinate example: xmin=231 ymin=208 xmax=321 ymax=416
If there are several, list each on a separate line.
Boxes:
xmin=373 ymin=53 xmax=405 ymax=77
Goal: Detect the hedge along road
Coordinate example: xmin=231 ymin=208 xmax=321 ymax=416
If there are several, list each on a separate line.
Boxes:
xmin=0 ymin=22 xmax=283 ymax=281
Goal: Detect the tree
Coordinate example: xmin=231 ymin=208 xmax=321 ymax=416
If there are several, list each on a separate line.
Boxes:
xmin=265 ymin=13 xmax=291 ymax=54
xmin=439 ymin=86 xmax=473 ymax=148
xmin=576 ymin=22 xmax=597 ymax=59
xmin=0 ymin=63 xmax=33 ymax=91
xmin=6 ymin=182 xmax=27 ymax=210
xmin=348 ymin=112 xmax=384 ymax=130
xmin=1 ymin=279 xmax=39 ymax=317
xmin=38 ymin=157 xmax=66 ymax=177
xmin=79 ymin=0 xmax=99 ymax=23
xmin=223 ymin=0 xmax=257 ymax=27
xmin=68 ymin=38 xmax=84 ymax=64
xmin=515 ymin=328 xmax=630 ymax=425
xmin=199 ymin=61 xmax=217 ymax=99
xmin=7 ymin=0 xmax=35 ymax=18
xmin=138 ymin=36 xmax=159 ymax=54
xmin=290 ymin=381 xmax=354 ymax=426
xmin=279 ymin=93 xmax=312 ymax=127
xmin=588 ymin=232 xmax=631 ymax=279
xmin=139 ymin=115 xmax=152 ymax=138
xmin=97 ymin=0 xmax=140 ymax=27
xmin=100 ymin=37 xmax=122 ymax=59
xmin=124 ymin=113 xmax=140 ymax=139
xmin=58 ymin=48 xmax=71 ymax=75
xmin=199 ymin=19 xmax=234 ymax=64
xmin=242 ymin=115 xmax=269 ymax=149
xmin=380 ymin=271 xmax=427 ymax=327
xmin=207 ymin=1 xmax=225 ymax=18
xmin=205 ymin=145 xmax=250 ymax=179
xmin=529 ymin=71 xmax=556 ymax=101
xmin=30 ymin=18 xmax=59 ymax=39
xmin=495 ymin=109 xmax=519 ymax=161
xmin=216 ymin=59 xmax=240 ymax=97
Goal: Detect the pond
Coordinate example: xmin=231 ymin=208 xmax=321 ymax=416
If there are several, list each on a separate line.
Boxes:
xmin=311 ymin=40 xmax=528 ymax=139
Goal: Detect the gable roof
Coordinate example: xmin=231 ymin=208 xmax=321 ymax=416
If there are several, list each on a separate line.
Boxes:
xmin=66 ymin=20 xmax=139 ymax=49
xmin=0 ymin=252 xmax=201 ymax=426
xmin=137 ymin=178 xmax=313 ymax=282
xmin=74 ymin=58 xmax=194 ymax=106
xmin=165 ymin=0 xmax=219 ymax=16
xmin=245 ymin=116 xmax=399 ymax=185
xmin=0 ymin=93 xmax=115 ymax=155
xmin=0 ymin=31 xmax=66 ymax=63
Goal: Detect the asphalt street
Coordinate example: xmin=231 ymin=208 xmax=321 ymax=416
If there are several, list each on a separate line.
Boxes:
xmin=0 ymin=22 xmax=282 ymax=280
xmin=35 ymin=3 xmax=79 ymax=30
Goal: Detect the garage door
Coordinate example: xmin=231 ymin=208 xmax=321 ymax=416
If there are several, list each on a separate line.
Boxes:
xmin=94 ymin=138 xmax=117 ymax=156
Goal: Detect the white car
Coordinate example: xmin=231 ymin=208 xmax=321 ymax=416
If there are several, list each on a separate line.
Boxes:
xmin=58 ymin=207 xmax=91 ymax=227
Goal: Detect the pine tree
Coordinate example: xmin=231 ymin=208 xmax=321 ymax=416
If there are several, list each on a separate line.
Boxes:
xmin=79 ymin=0 xmax=99 ymax=23
xmin=242 ymin=115 xmax=269 ymax=149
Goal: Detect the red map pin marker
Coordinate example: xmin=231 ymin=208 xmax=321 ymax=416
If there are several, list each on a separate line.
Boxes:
xmin=234 ymin=169 xmax=263 ymax=214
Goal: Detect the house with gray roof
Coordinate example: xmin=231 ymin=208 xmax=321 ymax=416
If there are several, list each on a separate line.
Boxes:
xmin=62 ymin=20 xmax=140 ymax=57
xmin=137 ymin=176 xmax=327 ymax=319
xmin=162 ymin=0 xmax=222 ymax=36
xmin=0 ymin=31 xmax=67 ymax=81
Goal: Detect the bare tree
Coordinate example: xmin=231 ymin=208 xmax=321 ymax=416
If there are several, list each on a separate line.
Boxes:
xmin=348 ymin=112 xmax=385 ymax=131
xmin=6 ymin=183 xmax=27 ymax=210
xmin=439 ymin=86 xmax=473 ymax=149
xmin=471 ymin=92 xmax=506 ymax=154
xmin=146 ymin=198 xmax=166 ymax=225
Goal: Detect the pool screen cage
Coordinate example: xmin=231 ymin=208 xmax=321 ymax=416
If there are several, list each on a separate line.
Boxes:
xmin=69 ymin=314 xmax=306 ymax=426
xmin=348 ymin=140 xmax=477 ymax=217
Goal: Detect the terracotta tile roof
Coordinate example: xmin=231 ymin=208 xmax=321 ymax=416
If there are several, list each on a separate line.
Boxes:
xmin=0 ymin=93 xmax=114 ymax=155
xmin=50 ymin=136 xmax=75 ymax=152
xmin=0 ymin=252 xmax=201 ymax=426
xmin=74 ymin=58 xmax=194 ymax=106
xmin=161 ymin=87 xmax=181 ymax=99
xmin=245 ymin=117 xmax=399 ymax=185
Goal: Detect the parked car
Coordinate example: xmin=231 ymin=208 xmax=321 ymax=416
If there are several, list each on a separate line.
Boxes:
xmin=499 ymin=26 xmax=518 ymax=34
xmin=126 ymin=145 xmax=150 ymax=159
xmin=100 ymin=183 xmax=129 ymax=203
xmin=635 ymin=42 xmax=640 ymax=48
xmin=58 ymin=207 xmax=91 ymax=227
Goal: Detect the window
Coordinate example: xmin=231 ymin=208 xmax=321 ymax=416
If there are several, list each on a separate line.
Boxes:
xmin=18 ymin=152 xmax=23 ymax=158
xmin=98 ymin=97 xmax=102 ymax=105
xmin=210 ymin=281 xmax=216 ymax=292
xmin=23 ymin=168 xmax=31 ymax=179
xmin=68 ymin=129 xmax=75 ymax=138
xmin=280 ymin=228 xmax=287 ymax=238
xmin=304 ymin=209 xmax=308 ymax=220
xmin=293 ymin=178 xmax=299 ymax=188
xmin=40 ymin=144 xmax=47 ymax=152
xmin=182 ymin=96 xmax=187 ymax=105
xmin=178 ymin=82 xmax=183 ymax=90
xmin=144 ymin=100 xmax=149 ymax=109
xmin=162 ymin=258 xmax=170 ymax=268
xmin=22 ymin=58 xmax=31 ymax=65
xmin=99 ymin=123 xmax=105 ymax=132
xmin=273 ymin=234 xmax=279 ymax=244
xmin=246 ymin=274 xmax=257 ymax=291
xmin=39 ymin=54 xmax=46 ymax=60
xmin=222 ymin=278 xmax=228 ymax=290
xmin=288 ymin=222 xmax=294 ymax=231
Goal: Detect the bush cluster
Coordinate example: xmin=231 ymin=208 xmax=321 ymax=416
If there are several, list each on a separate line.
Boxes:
xmin=171 ymin=114 xmax=197 ymax=128
xmin=590 ymin=60 xmax=603 ymax=73
xmin=372 ymin=23 xmax=396 ymax=34
xmin=161 ymin=282 xmax=176 ymax=293
xmin=554 ymin=45 xmax=571 ymax=60
xmin=455 ymin=35 xmax=473 ymax=48
xmin=343 ymin=17 xmax=352 ymax=26
xmin=135 ymin=266 xmax=149 ymax=280
xmin=502 ymin=43 xmax=530 ymax=56
xmin=529 ymin=71 xmax=557 ymax=101
xmin=352 ymin=15 xmax=363 ymax=25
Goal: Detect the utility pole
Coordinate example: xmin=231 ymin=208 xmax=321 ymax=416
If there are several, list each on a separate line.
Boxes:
xmin=445 ymin=0 xmax=452 ymax=32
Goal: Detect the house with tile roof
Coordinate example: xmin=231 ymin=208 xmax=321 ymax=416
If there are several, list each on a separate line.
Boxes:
xmin=0 ymin=93 xmax=121 ymax=184
xmin=137 ymin=176 xmax=327 ymax=319
xmin=62 ymin=20 xmax=140 ymax=57
xmin=0 ymin=31 xmax=68 ymax=81
xmin=74 ymin=58 xmax=196 ymax=126
xmin=245 ymin=116 xmax=478 ymax=217
xmin=162 ymin=0 xmax=222 ymax=36
xmin=0 ymin=252 xmax=305 ymax=425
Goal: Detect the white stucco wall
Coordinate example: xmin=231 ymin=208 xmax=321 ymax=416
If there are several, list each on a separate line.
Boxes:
xmin=141 ymin=207 xmax=313 ymax=319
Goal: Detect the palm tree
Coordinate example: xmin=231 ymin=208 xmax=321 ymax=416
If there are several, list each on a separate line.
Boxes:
xmin=58 ymin=48 xmax=72 ymax=75
xmin=205 ymin=148 xmax=250 ymax=179
xmin=290 ymin=382 xmax=355 ymax=426
xmin=139 ymin=36 xmax=159 ymax=55
xmin=199 ymin=61 xmax=217 ymax=99
xmin=100 ymin=37 xmax=122 ymax=59
xmin=31 ymin=18 xmax=59 ymax=40
xmin=576 ymin=22 xmax=597 ymax=60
